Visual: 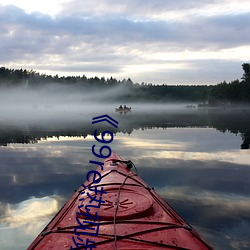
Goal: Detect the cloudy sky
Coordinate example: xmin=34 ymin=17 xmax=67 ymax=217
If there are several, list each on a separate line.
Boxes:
xmin=0 ymin=0 xmax=250 ymax=85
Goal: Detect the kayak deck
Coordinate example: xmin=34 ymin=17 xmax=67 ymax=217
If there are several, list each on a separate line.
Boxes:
xmin=28 ymin=152 xmax=213 ymax=249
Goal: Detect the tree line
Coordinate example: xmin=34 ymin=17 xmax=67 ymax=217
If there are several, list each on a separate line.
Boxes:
xmin=208 ymin=63 xmax=250 ymax=104
xmin=0 ymin=63 xmax=249 ymax=104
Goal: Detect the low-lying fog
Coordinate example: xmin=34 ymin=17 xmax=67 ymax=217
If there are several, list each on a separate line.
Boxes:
xmin=0 ymin=85 xmax=196 ymax=124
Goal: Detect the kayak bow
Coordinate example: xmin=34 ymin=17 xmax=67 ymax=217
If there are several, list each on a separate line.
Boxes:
xmin=28 ymin=152 xmax=213 ymax=249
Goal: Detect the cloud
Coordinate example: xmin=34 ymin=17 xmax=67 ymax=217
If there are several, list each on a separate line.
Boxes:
xmin=58 ymin=0 xmax=247 ymax=19
xmin=7 ymin=6 xmax=248 ymax=49
xmin=0 ymin=1 xmax=250 ymax=84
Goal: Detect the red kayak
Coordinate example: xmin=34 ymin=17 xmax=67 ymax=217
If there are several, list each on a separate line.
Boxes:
xmin=28 ymin=152 xmax=213 ymax=249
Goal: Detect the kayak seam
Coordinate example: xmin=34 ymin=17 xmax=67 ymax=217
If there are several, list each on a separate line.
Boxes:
xmin=69 ymin=224 xmax=193 ymax=250
xmin=52 ymin=220 xmax=183 ymax=230
xmin=46 ymin=224 xmax=192 ymax=235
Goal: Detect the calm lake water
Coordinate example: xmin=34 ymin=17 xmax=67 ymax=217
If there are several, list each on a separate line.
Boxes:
xmin=0 ymin=105 xmax=250 ymax=249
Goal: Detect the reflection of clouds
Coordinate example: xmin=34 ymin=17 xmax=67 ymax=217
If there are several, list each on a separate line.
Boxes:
xmin=4 ymin=141 xmax=94 ymax=177
xmin=117 ymin=127 xmax=243 ymax=152
xmin=153 ymin=150 xmax=250 ymax=166
xmin=116 ymin=128 xmax=249 ymax=166
xmin=0 ymin=127 xmax=249 ymax=250
xmin=0 ymin=202 xmax=7 ymax=219
xmin=43 ymin=135 xmax=96 ymax=142
xmin=117 ymin=132 xmax=188 ymax=154
xmin=0 ymin=196 xmax=62 ymax=250
xmin=194 ymin=223 xmax=250 ymax=250
xmin=0 ymin=196 xmax=59 ymax=232
xmin=0 ymin=138 xmax=101 ymax=206
xmin=157 ymin=186 xmax=250 ymax=216
xmin=120 ymin=138 xmax=185 ymax=150
xmin=157 ymin=186 xmax=250 ymax=249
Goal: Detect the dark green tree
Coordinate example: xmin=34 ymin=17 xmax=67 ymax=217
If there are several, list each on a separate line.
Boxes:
xmin=242 ymin=63 xmax=250 ymax=82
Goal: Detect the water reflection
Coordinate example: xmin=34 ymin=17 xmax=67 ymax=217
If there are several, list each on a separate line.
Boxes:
xmin=0 ymin=196 xmax=59 ymax=228
xmin=0 ymin=109 xmax=250 ymax=249
xmin=0 ymin=108 xmax=250 ymax=149
xmin=0 ymin=196 xmax=62 ymax=250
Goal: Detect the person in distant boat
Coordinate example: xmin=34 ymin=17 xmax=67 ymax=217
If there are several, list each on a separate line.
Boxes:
xmin=124 ymin=105 xmax=127 ymax=109
xmin=119 ymin=105 xmax=122 ymax=109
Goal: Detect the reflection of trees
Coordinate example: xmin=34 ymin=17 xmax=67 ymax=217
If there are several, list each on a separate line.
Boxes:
xmin=0 ymin=109 xmax=250 ymax=149
xmin=0 ymin=131 xmax=38 ymax=146
xmin=0 ymin=123 xmax=97 ymax=146
xmin=241 ymin=134 xmax=250 ymax=149
xmin=200 ymin=109 xmax=250 ymax=149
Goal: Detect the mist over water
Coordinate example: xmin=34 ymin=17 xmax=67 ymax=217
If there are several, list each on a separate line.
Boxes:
xmin=0 ymin=84 xmax=198 ymax=124
xmin=0 ymin=85 xmax=112 ymax=121
xmin=1 ymin=84 xmax=250 ymax=148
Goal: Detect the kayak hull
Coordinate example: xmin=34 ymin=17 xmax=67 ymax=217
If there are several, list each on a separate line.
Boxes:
xmin=28 ymin=152 xmax=213 ymax=249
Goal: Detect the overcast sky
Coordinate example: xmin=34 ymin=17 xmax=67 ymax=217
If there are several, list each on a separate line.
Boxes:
xmin=0 ymin=0 xmax=250 ymax=85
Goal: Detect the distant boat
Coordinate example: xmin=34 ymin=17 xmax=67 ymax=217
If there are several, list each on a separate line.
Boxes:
xmin=186 ymin=105 xmax=196 ymax=109
xmin=115 ymin=107 xmax=132 ymax=113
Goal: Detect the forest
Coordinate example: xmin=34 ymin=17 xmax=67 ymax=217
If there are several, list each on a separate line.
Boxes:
xmin=0 ymin=63 xmax=249 ymax=104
